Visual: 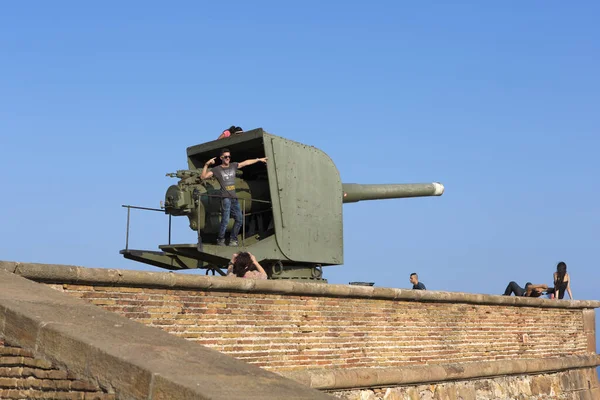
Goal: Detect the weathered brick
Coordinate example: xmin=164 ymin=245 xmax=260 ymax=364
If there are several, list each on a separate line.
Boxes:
xmin=0 ymin=346 xmax=33 ymax=357
xmin=0 ymin=377 xmax=19 ymax=388
xmin=71 ymin=380 xmax=100 ymax=391
xmin=53 ymin=379 xmax=73 ymax=390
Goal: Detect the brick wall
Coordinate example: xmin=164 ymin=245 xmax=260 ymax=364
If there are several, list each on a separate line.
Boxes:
xmin=47 ymin=282 xmax=589 ymax=372
xmin=0 ymin=266 xmax=333 ymax=400
xmin=0 ymin=338 xmax=114 ymax=400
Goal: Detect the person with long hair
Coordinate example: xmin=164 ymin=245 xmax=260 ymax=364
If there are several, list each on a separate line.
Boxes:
xmin=226 ymin=252 xmax=267 ymax=279
xmin=552 ymin=261 xmax=573 ymax=300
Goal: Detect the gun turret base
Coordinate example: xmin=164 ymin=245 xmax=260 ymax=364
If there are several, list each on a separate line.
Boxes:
xmin=121 ymin=245 xmax=327 ymax=282
xmin=269 ymin=264 xmax=326 ymax=282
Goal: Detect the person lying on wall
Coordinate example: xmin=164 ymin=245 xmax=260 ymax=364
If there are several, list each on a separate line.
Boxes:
xmin=503 ymin=281 xmax=548 ymax=297
xmin=218 ymin=125 xmax=244 ymax=140
xmin=227 ymin=252 xmax=267 ymax=280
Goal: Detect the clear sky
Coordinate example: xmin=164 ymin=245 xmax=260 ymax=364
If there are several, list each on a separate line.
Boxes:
xmin=1 ymin=2 xmax=599 ymax=349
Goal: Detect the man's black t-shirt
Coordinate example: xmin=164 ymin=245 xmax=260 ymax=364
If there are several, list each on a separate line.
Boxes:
xmin=211 ymin=162 xmax=239 ymax=199
xmin=413 ymin=282 xmax=426 ymax=290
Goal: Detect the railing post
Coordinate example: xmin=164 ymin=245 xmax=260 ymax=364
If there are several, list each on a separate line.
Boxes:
xmin=168 ymin=214 xmax=172 ymax=245
xmin=242 ymin=198 xmax=246 ymax=246
xmin=125 ymin=206 xmax=131 ymax=251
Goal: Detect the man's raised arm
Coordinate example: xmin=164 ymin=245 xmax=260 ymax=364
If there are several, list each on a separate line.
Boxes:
xmin=200 ymin=157 xmax=216 ymax=179
xmin=238 ymin=157 xmax=268 ymax=169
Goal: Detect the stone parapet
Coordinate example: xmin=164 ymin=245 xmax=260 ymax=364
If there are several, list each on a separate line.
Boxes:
xmin=1 ymin=260 xmax=598 ymax=398
xmin=0 ymin=261 xmax=595 ymax=372
xmin=2 ymin=261 xmax=599 ymax=310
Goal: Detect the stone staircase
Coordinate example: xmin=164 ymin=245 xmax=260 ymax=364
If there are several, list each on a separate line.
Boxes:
xmin=0 ymin=339 xmax=114 ymax=400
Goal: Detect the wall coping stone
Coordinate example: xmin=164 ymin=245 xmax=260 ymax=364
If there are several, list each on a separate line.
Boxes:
xmin=279 ymin=354 xmax=600 ymax=390
xmin=2 ymin=261 xmax=599 ymax=310
xmin=0 ymin=268 xmax=332 ymax=400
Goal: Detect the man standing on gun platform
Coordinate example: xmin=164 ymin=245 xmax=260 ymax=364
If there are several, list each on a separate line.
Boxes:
xmin=201 ymin=148 xmax=267 ymax=246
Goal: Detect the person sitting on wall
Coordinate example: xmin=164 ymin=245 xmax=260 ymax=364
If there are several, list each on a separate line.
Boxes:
xmin=552 ymin=261 xmax=573 ymax=300
xmin=217 ymin=126 xmax=244 ymax=140
xmin=409 ymin=273 xmax=426 ymax=290
xmin=200 ymin=148 xmax=267 ymax=246
xmin=227 ymin=252 xmax=267 ymax=279
xmin=546 ymin=261 xmax=574 ymax=300
xmin=503 ymin=281 xmax=548 ymax=297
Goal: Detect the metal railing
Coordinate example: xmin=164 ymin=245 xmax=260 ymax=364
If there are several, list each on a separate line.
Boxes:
xmin=197 ymin=194 xmax=272 ymax=245
xmin=122 ymin=195 xmax=271 ymax=250
xmin=122 ymin=205 xmax=171 ymax=251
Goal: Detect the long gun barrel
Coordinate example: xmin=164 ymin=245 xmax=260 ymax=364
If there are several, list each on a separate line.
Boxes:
xmin=342 ymin=183 xmax=444 ymax=203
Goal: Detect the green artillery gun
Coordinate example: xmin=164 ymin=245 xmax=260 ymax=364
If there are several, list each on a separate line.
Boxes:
xmin=120 ymin=128 xmax=444 ymax=281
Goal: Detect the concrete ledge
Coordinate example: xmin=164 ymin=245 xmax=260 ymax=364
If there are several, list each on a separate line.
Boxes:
xmin=279 ymin=355 xmax=600 ymax=390
xmin=0 ymin=269 xmax=332 ymax=400
xmin=3 ymin=261 xmax=600 ymax=309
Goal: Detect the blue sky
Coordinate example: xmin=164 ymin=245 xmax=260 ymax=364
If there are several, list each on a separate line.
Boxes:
xmin=1 ymin=2 xmax=598 ymax=347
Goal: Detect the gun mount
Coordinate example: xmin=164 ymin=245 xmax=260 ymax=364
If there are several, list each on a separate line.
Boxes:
xmin=121 ymin=128 xmax=444 ymax=281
